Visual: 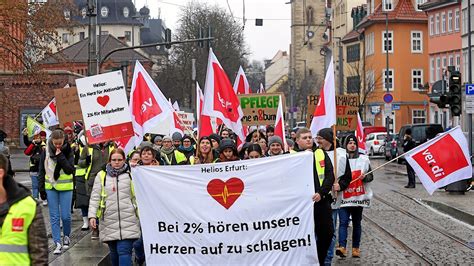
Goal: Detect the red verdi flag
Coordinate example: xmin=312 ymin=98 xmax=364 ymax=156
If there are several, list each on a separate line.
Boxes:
xmin=274 ymin=95 xmax=287 ymax=151
xmin=404 ymin=127 xmax=472 ymax=194
xmin=355 ymin=113 xmax=366 ymax=154
xmin=196 ymin=82 xmax=214 ymax=137
xmin=233 ymin=66 xmax=251 ymax=95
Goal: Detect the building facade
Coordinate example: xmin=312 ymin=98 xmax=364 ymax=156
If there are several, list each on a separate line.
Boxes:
xmin=461 ymin=0 xmax=474 ymax=84
xmin=265 ymin=50 xmax=289 ymax=93
xmin=420 ymin=0 xmax=462 ymax=129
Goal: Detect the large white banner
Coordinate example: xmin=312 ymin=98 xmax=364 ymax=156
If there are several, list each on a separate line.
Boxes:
xmin=132 ymin=152 xmax=318 ymax=265
xmin=76 ymin=71 xmax=134 ymax=144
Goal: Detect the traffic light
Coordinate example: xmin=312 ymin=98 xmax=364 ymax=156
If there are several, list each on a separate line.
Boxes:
xmin=165 ymin=28 xmax=172 ymax=49
xmin=448 ymin=71 xmax=462 ymax=116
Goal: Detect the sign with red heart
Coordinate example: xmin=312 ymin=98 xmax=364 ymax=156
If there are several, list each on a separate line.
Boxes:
xmin=207 ymin=178 xmax=244 ymax=209
xmin=97 ymin=95 xmax=110 ymax=107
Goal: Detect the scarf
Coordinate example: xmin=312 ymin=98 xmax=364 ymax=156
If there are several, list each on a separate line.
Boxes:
xmin=106 ymin=163 xmax=129 ymax=177
xmin=178 ymin=145 xmax=194 ymax=153
xmin=160 ymin=146 xmax=175 ymax=162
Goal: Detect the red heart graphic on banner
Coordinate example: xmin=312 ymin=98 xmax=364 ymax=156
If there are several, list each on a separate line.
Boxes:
xmin=97 ymin=95 xmax=110 ymax=107
xmin=207 ymin=178 xmax=244 ymax=209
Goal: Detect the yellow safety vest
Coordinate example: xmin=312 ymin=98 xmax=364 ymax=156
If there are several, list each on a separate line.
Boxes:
xmin=96 ymin=171 xmax=138 ymax=220
xmin=75 ymin=146 xmax=87 ymax=177
xmin=0 ymin=196 xmax=36 ymax=264
xmin=162 ymin=150 xmax=187 ymax=165
xmin=314 ymin=149 xmax=326 ymax=186
xmin=85 ymin=145 xmax=114 ymax=180
xmin=45 ymin=156 xmax=73 ymax=191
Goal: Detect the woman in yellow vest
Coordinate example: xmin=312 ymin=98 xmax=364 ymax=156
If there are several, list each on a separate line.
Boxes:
xmin=0 ymin=154 xmax=48 ymax=265
xmin=88 ymin=148 xmax=140 ymax=266
xmin=38 ymin=129 xmax=75 ymax=255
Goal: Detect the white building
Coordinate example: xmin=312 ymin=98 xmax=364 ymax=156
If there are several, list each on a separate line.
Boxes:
xmin=265 ymin=50 xmax=289 ymax=92
xmin=461 ymin=0 xmax=474 ymax=84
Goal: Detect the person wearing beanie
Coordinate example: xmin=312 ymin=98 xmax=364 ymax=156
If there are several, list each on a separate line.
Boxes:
xmin=267 ymin=136 xmax=284 ymax=156
xmin=216 ymin=139 xmax=239 ymax=162
xmin=335 ymin=134 xmax=373 ymax=259
xmin=286 ymin=138 xmax=296 ymax=153
xmin=160 ymin=136 xmax=187 ymax=165
xmin=177 ymin=135 xmax=195 ymax=161
xmin=266 ymin=126 xmax=275 ymax=137
xmin=208 ymin=134 xmax=221 ymax=150
xmin=153 ymin=135 xmax=163 ymax=152
xmin=294 ymin=127 xmax=335 ymax=263
xmin=172 ymin=132 xmax=183 ymax=148
xmin=316 ymin=128 xmax=352 ymax=265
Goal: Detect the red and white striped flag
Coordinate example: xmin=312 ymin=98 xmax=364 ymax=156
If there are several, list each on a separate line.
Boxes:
xmin=196 ymin=82 xmax=214 ymax=137
xmin=233 ymin=66 xmax=251 ymax=94
xmin=41 ymin=98 xmax=59 ymax=127
xmin=202 ymin=48 xmax=245 ymax=147
xmin=309 ymin=58 xmax=336 ymax=136
xmin=355 ymin=113 xmax=366 ymax=154
xmin=115 ymin=135 xmax=136 ymax=156
xmin=404 ymin=126 xmax=472 ymax=194
xmin=274 ymin=95 xmax=287 ymax=151
xmin=130 ymin=61 xmax=172 ymax=146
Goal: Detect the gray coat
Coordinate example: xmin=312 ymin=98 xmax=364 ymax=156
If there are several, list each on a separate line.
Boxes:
xmin=88 ymin=171 xmax=140 ymax=242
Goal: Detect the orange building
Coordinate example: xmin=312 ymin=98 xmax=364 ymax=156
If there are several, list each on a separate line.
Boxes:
xmin=0 ymin=0 xmax=26 ymax=72
xmin=358 ymin=0 xmax=430 ymax=133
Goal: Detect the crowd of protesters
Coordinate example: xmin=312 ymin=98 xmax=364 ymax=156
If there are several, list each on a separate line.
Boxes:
xmin=5 ymin=122 xmax=376 ymax=265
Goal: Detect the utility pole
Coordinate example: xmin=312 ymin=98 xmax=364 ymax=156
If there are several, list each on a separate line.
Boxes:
xmin=87 ymin=0 xmax=98 ymax=76
xmin=385 ymin=12 xmax=390 ymax=134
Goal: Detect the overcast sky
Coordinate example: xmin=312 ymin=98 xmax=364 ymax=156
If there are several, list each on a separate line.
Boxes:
xmin=134 ymin=0 xmax=291 ymax=62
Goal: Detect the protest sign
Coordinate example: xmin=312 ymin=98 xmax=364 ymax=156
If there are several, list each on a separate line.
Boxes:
xmin=76 ymin=71 xmax=133 ymax=144
xmin=307 ymin=95 xmax=359 ymax=131
xmin=177 ymin=111 xmax=195 ymax=135
xmin=239 ymin=93 xmax=285 ymax=126
xmin=132 ymin=152 xmax=317 ymax=265
xmin=54 ymin=87 xmax=83 ymax=127
xmin=26 ymin=116 xmax=51 ymax=138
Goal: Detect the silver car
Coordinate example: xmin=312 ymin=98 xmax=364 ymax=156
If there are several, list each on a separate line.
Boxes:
xmin=366 ymin=132 xmax=387 ymax=156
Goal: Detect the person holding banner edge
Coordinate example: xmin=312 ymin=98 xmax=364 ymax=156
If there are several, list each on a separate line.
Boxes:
xmin=295 ymin=127 xmax=335 ymax=263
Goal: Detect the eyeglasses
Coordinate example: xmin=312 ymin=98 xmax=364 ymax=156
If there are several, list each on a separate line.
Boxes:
xmin=111 ymin=159 xmax=124 ymax=162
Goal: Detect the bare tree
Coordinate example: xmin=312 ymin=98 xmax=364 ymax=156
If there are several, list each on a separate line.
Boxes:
xmin=245 ymin=60 xmax=265 ymax=91
xmin=156 ymin=1 xmax=249 ymax=109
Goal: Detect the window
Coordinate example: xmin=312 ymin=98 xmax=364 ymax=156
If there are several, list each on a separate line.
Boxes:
xmin=62 ymin=33 xmax=69 ymax=44
xmin=415 ymin=0 xmax=426 ymax=11
xmin=463 ymin=51 xmax=468 ymax=82
xmin=64 ymin=9 xmax=70 ymax=20
xmin=125 ymin=31 xmax=131 ymax=42
xmin=454 ymin=9 xmax=460 ymax=31
xmin=411 ymin=31 xmax=422 ymax=53
xmin=429 ymin=15 xmax=434 ymax=36
xmin=456 ymin=54 xmax=461 ymax=71
xmin=346 ymin=44 xmax=360 ymax=62
xmin=412 ymin=110 xmax=426 ymax=124
xmin=448 ymin=11 xmax=453 ymax=32
xmin=370 ymin=0 xmax=375 ymax=14
xmin=81 ymin=7 xmax=87 ymax=18
xmin=412 ymin=69 xmax=423 ymax=90
xmin=462 ymin=9 xmax=467 ymax=34
xmin=435 ymin=14 xmax=440 ymax=34
xmin=101 ymin=6 xmax=109 ymax=17
xmin=365 ymin=32 xmax=374 ymax=56
xmin=100 ymin=31 xmax=109 ymax=35
xmin=382 ymin=31 xmax=393 ymax=53
xmin=346 ymin=76 xmax=361 ymax=93
xmin=383 ymin=69 xmax=394 ymax=91
xmin=79 ymin=32 xmax=85 ymax=41
xmin=435 ymin=57 xmax=441 ymax=81
xmin=441 ymin=12 xmax=446 ymax=33
xmin=442 ymin=56 xmax=447 ymax=71
xmin=308 ymin=69 xmax=313 ymax=76
xmin=383 ymin=0 xmax=393 ymax=11
xmin=123 ymin=7 xmax=130 ymax=18
xmin=430 ymin=58 xmax=435 ymax=83
xmin=366 ymin=70 xmax=375 ymax=91
xmin=449 ymin=55 xmax=454 ymax=68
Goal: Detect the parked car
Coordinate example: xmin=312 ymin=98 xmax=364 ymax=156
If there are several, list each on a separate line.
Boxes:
xmin=363 ymin=126 xmax=387 ymax=137
xmin=397 ymin=124 xmax=444 ymax=163
xmin=366 ymin=132 xmax=388 ymax=156
xmin=384 ymin=134 xmax=398 ymax=160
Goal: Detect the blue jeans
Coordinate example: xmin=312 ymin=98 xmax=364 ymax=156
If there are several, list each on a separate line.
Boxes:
xmin=338 ymin=207 xmax=363 ymax=248
xmin=325 ymin=209 xmax=339 ymax=265
xmin=133 ymin=236 xmax=145 ymax=264
xmin=80 ymin=207 xmax=88 ymax=217
xmin=107 ymin=239 xmax=136 ymax=266
xmin=46 ymin=189 xmax=73 ymax=244
xmin=30 ymin=173 xmax=39 ymax=199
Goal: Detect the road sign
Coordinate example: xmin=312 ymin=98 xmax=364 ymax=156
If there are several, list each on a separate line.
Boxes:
xmin=383 ymin=93 xmax=393 ymax=104
xmin=392 ymin=103 xmax=400 ymax=110
xmin=384 ymin=103 xmax=392 ymax=114
xmin=466 ymin=84 xmax=474 ymax=95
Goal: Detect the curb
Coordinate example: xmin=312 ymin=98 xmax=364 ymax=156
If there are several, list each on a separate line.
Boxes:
xmin=421 ymin=199 xmax=474 ymax=226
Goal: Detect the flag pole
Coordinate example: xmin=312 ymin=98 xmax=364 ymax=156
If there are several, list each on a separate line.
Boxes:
xmin=332 ymin=124 xmax=338 ymax=198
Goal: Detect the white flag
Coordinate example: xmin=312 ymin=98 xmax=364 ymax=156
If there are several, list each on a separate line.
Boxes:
xmin=41 ymin=98 xmax=59 ymax=127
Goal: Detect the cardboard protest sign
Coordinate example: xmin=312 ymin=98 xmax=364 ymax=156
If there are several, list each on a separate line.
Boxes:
xmin=76 ymin=71 xmax=134 ymax=144
xmin=238 ymin=93 xmax=285 ymax=126
xmin=177 ymin=111 xmax=195 ymax=135
xmin=54 ymin=87 xmax=83 ymax=127
xmin=132 ymin=152 xmax=317 ymax=265
xmin=307 ymin=95 xmax=359 ymax=131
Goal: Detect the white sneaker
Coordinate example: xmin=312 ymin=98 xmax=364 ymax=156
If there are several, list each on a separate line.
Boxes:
xmin=63 ymin=236 xmax=70 ymax=249
xmin=42 ymin=200 xmax=48 ymax=206
xmin=53 ymin=243 xmax=62 ymax=255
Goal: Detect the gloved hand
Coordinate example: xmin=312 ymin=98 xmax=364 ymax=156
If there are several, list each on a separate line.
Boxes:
xmin=40 ymin=191 xmax=47 ymax=201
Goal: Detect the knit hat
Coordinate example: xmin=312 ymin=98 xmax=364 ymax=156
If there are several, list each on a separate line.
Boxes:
xmin=286 ymin=138 xmax=295 ymax=147
xmin=162 ymin=136 xmax=172 ymax=142
xmin=138 ymin=141 xmax=153 ymax=150
xmin=209 ymin=133 xmax=221 ymax=144
xmin=344 ymin=134 xmax=358 ymax=149
xmin=219 ymin=139 xmax=237 ymax=154
xmin=317 ymin=128 xmax=333 ymax=143
xmin=172 ymin=132 xmax=182 ymax=141
xmin=154 ymin=135 xmax=162 ymax=143
xmin=39 ymin=131 xmax=47 ymax=137
xmin=181 ymin=135 xmax=193 ymax=143
xmin=64 ymin=126 xmax=73 ymax=134
xmin=268 ymin=136 xmax=283 ymax=147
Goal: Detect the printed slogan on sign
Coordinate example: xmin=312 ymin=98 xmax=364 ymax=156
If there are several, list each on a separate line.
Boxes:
xmin=76 ymin=71 xmax=134 ymax=144
xmin=238 ymin=93 xmax=285 ymax=126
xmin=307 ymin=94 xmax=359 ymax=131
xmin=132 ymin=153 xmax=317 ymax=265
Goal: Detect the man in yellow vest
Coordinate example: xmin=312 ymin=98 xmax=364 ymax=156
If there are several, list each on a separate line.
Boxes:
xmin=295 ymin=127 xmax=335 ymax=264
xmin=0 ymin=154 xmax=48 ymax=265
